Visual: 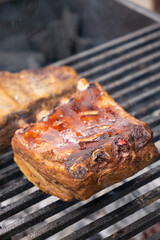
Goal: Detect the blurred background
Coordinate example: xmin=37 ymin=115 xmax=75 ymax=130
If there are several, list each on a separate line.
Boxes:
xmin=0 ymin=0 xmax=159 ymax=72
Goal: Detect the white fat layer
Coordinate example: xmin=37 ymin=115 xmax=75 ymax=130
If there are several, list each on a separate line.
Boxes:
xmin=77 ymin=78 xmax=89 ymax=91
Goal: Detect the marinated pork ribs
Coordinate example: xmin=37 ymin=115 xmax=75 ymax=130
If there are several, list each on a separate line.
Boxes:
xmin=0 ymin=66 xmax=80 ymax=153
xmin=12 ymin=79 xmax=158 ymax=201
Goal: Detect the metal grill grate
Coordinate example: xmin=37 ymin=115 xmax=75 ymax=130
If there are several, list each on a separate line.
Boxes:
xmin=0 ymin=23 xmax=160 ymax=240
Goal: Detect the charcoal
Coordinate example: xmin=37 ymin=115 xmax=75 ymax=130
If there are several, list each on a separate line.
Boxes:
xmin=30 ymin=8 xmax=80 ymax=60
xmin=74 ymin=36 xmax=93 ymax=52
xmin=31 ymin=21 xmax=71 ymax=60
xmin=59 ymin=8 xmax=79 ymax=38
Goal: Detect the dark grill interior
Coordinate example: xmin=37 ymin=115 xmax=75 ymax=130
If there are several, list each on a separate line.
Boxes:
xmin=0 ymin=23 xmax=160 ymax=240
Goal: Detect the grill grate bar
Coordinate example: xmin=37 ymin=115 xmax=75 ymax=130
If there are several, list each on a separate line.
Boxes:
xmin=0 ymin=152 xmax=13 ymax=169
xmin=1 ymin=163 xmax=160 ymax=239
xmin=79 ymin=40 xmax=160 ymax=79
xmin=0 ymin=178 xmax=32 ymax=202
xmin=102 ymin=60 xmax=160 ymax=94
xmin=91 ymin=51 xmax=160 ymax=84
xmin=0 ymin=150 xmax=12 ymax=161
xmin=0 ymin=190 xmax=49 ymax=221
xmin=121 ymin=85 xmax=160 ymax=110
xmin=72 ymin=31 xmax=160 ymax=71
xmin=54 ymin=23 xmax=160 ymax=66
xmin=111 ymin=72 xmax=160 ymax=101
xmin=0 ymin=150 xmax=13 ymax=160
xmin=142 ymin=115 xmax=160 ymax=127
xmin=0 ymin=167 xmax=22 ymax=186
xmin=128 ymin=96 xmax=160 ymax=119
xmin=0 ymin=162 xmax=16 ymax=175
xmin=133 ymin=99 xmax=160 ymax=118
xmin=61 ymin=187 xmax=160 ymax=240
xmin=14 ymin=164 xmax=160 ymax=240
xmin=103 ymin=208 xmax=160 ymax=240
xmin=0 ymin=199 xmax=78 ymax=239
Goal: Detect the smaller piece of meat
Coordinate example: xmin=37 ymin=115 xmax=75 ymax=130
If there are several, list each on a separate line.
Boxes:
xmin=12 ymin=79 xmax=159 ymax=201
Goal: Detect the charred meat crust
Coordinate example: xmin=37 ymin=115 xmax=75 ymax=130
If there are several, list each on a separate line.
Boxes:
xmin=12 ymin=80 xmax=159 ymax=201
xmin=0 ymin=66 xmax=80 ymax=153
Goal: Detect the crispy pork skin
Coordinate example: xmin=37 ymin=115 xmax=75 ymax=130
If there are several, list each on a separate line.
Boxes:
xmin=12 ymin=79 xmax=159 ymax=201
xmin=0 ymin=66 xmax=80 ymax=153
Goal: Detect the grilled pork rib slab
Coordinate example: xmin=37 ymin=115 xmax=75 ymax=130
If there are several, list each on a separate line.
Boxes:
xmin=0 ymin=66 xmax=80 ymax=153
xmin=12 ymin=79 xmax=158 ymax=201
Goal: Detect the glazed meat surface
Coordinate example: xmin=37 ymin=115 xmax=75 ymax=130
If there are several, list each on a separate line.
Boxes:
xmin=0 ymin=66 xmax=80 ymax=153
xmin=12 ymin=79 xmax=158 ymax=201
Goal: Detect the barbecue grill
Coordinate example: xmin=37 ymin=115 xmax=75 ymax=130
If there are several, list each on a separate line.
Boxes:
xmin=0 ymin=17 xmax=160 ymax=240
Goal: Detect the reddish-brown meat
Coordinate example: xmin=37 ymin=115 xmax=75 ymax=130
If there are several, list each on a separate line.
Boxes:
xmin=0 ymin=66 xmax=80 ymax=153
xmin=12 ymin=79 xmax=158 ymax=201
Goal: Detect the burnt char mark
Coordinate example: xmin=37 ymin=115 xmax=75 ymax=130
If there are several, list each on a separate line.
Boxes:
xmin=65 ymin=150 xmax=91 ymax=171
xmin=113 ymin=136 xmax=131 ymax=163
xmin=41 ymin=149 xmax=55 ymax=161
xmin=48 ymin=109 xmax=56 ymax=117
xmin=79 ymin=133 xmax=108 ymax=150
xmin=41 ymin=109 xmax=56 ymax=122
xmin=88 ymin=83 xmax=97 ymax=90
xmin=17 ymin=123 xmax=34 ymax=135
xmin=117 ymin=144 xmax=130 ymax=157
xmin=41 ymin=116 xmax=49 ymax=122
xmin=69 ymin=98 xmax=83 ymax=113
xmin=65 ymin=134 xmax=110 ymax=175
xmin=25 ymin=124 xmax=34 ymax=131
xmin=106 ymin=107 xmax=117 ymax=117
xmin=93 ymin=150 xmax=109 ymax=168
xmin=72 ymin=166 xmax=88 ymax=179
xmin=129 ymin=125 xmax=152 ymax=151
xmin=94 ymin=151 xmax=108 ymax=164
